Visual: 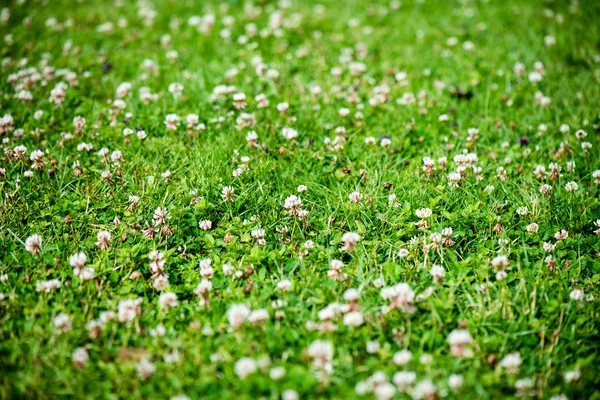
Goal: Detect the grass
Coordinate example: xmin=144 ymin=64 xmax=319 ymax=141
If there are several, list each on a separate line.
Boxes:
xmin=0 ymin=0 xmax=599 ymax=399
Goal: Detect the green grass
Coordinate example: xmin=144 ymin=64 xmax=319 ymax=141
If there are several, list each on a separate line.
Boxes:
xmin=0 ymin=0 xmax=599 ymax=399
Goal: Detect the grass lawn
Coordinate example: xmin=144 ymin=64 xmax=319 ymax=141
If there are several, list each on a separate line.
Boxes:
xmin=0 ymin=0 xmax=599 ymax=399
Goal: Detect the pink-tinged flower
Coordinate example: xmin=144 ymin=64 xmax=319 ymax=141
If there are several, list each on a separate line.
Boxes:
xmin=341 ymin=232 xmax=360 ymax=251
xmin=447 ymin=329 xmax=474 ymax=358
xmin=96 ymin=231 xmax=111 ymax=250
xmin=25 ymin=234 xmax=42 ymax=254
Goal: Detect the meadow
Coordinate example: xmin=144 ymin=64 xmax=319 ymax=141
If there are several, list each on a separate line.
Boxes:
xmin=0 ymin=0 xmax=599 ymax=399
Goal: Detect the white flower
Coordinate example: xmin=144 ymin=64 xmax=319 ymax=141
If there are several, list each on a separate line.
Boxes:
xmin=374 ymin=382 xmax=396 ymax=400
xmin=222 ymin=264 xmax=234 ymax=276
xmin=282 ymin=390 xmax=299 ymax=400
xmin=234 ymin=357 xmax=257 ymax=378
xmin=415 ymin=208 xmax=432 ymax=219
xmin=555 ymin=230 xmax=568 ymax=240
xmin=53 ymin=313 xmax=71 ymax=333
xmin=526 ymin=223 xmax=539 ymax=233
xmin=447 ymin=329 xmax=474 ymax=358
xmin=36 ymin=279 xmax=61 ymax=293
xmin=429 ymin=264 xmax=445 ymax=283
xmin=564 ymin=181 xmax=578 ymax=192
xmin=516 ymin=206 xmax=529 ymax=216
xmin=393 ymin=371 xmax=416 ymax=390
xmin=380 ymin=283 xmax=415 ymax=313
xmin=72 ymin=347 xmax=89 ymax=368
xmin=269 ymin=366 xmax=286 ymax=380
xmin=284 ymin=194 xmax=302 ymax=209
xmin=194 ymin=279 xmax=212 ymax=295
xmin=348 ymin=191 xmax=363 ymax=203
xmin=79 ymin=267 xmax=95 ymax=281
xmin=227 ymin=304 xmax=250 ymax=328
xmin=491 ymin=255 xmax=509 ymax=268
xmin=281 ymin=127 xmax=298 ymax=140
xmin=118 ymin=298 xmax=143 ymax=323
xmin=198 ymin=258 xmax=213 ymax=278
xmin=343 ymin=311 xmax=364 ymax=327
xmin=158 ymin=292 xmax=178 ymax=310
xmin=153 ymin=275 xmax=170 ymax=291
xmin=569 ymin=288 xmax=584 ymax=301
xmin=307 ymin=340 xmax=334 ymax=369
xmin=136 ymin=359 xmax=155 ymax=380
xmin=366 ymin=341 xmax=380 ymax=354
xmin=69 ymin=252 xmax=87 ymax=269
xmin=150 ymin=324 xmax=166 ymax=337
xmin=164 ymin=113 xmax=180 ymax=130
xmin=343 ymin=288 xmax=360 ymax=302
xmin=392 ymin=349 xmax=412 ymax=365
xmin=420 ymin=354 xmax=435 ymax=365
xmin=564 ymin=369 xmax=581 ymax=383
xmin=277 ymin=279 xmax=292 ymax=291
xmin=221 ymin=186 xmax=235 ymax=201
xmin=96 ymin=231 xmax=111 ymax=250
xmin=412 ymin=380 xmax=437 ymax=400
xmin=25 ymin=234 xmax=42 ymax=254
xmin=500 ymin=352 xmax=522 ymax=374
xmin=515 ymin=378 xmax=534 ymax=395
xmin=198 ymin=220 xmax=212 ymax=230
xmin=248 ymin=309 xmax=269 ymax=324
xmin=448 ymin=374 xmax=464 ymax=389
xmin=341 ymin=232 xmax=361 ymax=251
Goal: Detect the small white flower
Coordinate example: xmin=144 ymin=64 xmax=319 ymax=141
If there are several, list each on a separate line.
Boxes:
xmin=25 ymin=234 xmax=42 ymax=254
xmin=198 ymin=220 xmax=212 ymax=230
xmin=564 ymin=181 xmax=578 ymax=192
xmin=392 ymin=349 xmax=412 ymax=366
xmin=416 ymin=208 xmax=432 ymax=219
xmin=53 ymin=313 xmax=71 ymax=333
xmin=234 ymin=357 xmax=257 ymax=379
xmin=136 ymin=359 xmax=156 ymax=380
xmin=569 ymin=288 xmax=584 ymax=301
xmin=158 ymin=292 xmax=178 ymax=310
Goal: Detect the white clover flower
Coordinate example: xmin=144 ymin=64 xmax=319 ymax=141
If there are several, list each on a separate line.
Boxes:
xmin=341 ymin=232 xmax=361 ymax=251
xmin=158 ymin=292 xmax=178 ymax=311
xmin=72 ymin=347 xmax=89 ymax=368
xmin=349 ymin=191 xmax=363 ymax=203
xmin=393 ymin=371 xmax=416 ymax=390
xmin=248 ymin=309 xmax=269 ymax=325
xmin=447 ymin=329 xmax=474 ymax=358
xmin=392 ymin=349 xmax=412 ymax=366
xmin=343 ymin=311 xmax=364 ymax=327
xmin=136 ymin=359 xmax=155 ymax=380
xmin=448 ymin=374 xmax=464 ymax=389
xmin=234 ymin=357 xmax=257 ymax=379
xmin=227 ymin=304 xmax=250 ymax=328
xmin=198 ymin=220 xmax=212 ymax=230
xmin=564 ymin=181 xmax=578 ymax=192
xmin=282 ymin=390 xmax=299 ymax=400
xmin=415 ymin=208 xmax=432 ymax=219
xmin=526 ymin=223 xmax=539 ymax=233
xmin=118 ymin=298 xmax=142 ymax=323
xmin=277 ymin=279 xmax=292 ymax=291
xmin=281 ymin=127 xmax=298 ymax=140
xmin=569 ymin=288 xmax=584 ymax=301
xmin=25 ymin=234 xmax=42 ymax=254
xmin=412 ymin=380 xmax=437 ymax=400
xmin=307 ymin=340 xmax=334 ymax=369
xmin=53 ymin=313 xmax=71 ymax=333
xmin=500 ymin=352 xmax=522 ymax=374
